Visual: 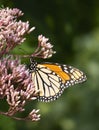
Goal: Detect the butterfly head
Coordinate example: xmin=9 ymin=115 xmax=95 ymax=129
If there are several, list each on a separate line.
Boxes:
xmin=29 ymin=57 xmax=37 ymax=72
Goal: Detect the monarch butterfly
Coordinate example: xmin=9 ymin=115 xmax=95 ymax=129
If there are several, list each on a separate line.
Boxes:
xmin=29 ymin=58 xmax=87 ymax=102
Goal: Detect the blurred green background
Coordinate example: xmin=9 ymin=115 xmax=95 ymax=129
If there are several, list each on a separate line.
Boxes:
xmin=0 ymin=0 xmax=99 ymax=130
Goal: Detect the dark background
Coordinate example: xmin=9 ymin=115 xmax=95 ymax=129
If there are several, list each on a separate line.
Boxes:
xmin=0 ymin=0 xmax=99 ymax=130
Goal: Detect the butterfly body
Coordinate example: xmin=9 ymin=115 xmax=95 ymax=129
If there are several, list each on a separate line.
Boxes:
xmin=29 ymin=58 xmax=87 ymax=102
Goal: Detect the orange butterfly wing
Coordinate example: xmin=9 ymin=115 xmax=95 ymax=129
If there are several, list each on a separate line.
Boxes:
xmin=29 ymin=58 xmax=87 ymax=102
xmin=43 ymin=64 xmax=70 ymax=83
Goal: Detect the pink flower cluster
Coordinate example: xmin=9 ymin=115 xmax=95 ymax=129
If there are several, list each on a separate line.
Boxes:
xmin=31 ymin=35 xmax=56 ymax=59
xmin=0 ymin=56 xmax=40 ymax=121
xmin=0 ymin=7 xmax=35 ymax=58
xmin=0 ymin=7 xmax=55 ymax=122
xmin=0 ymin=7 xmax=39 ymax=122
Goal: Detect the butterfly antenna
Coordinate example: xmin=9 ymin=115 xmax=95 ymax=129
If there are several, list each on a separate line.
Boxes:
xmin=12 ymin=47 xmax=31 ymax=58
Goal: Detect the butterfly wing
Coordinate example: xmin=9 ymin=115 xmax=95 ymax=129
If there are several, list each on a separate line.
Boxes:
xmin=31 ymin=62 xmax=87 ymax=102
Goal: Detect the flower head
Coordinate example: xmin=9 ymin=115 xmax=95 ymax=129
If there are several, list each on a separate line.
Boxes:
xmin=0 ymin=7 xmax=35 ymax=57
xmin=31 ymin=35 xmax=56 ymax=59
xmin=28 ymin=109 xmax=40 ymax=121
xmin=0 ymin=56 xmax=40 ymax=121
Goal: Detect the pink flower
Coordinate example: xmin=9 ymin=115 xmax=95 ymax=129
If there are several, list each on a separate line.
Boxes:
xmin=0 ymin=7 xmax=35 ymax=57
xmin=31 ymin=35 xmax=56 ymax=59
xmin=0 ymin=56 xmax=40 ymax=121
